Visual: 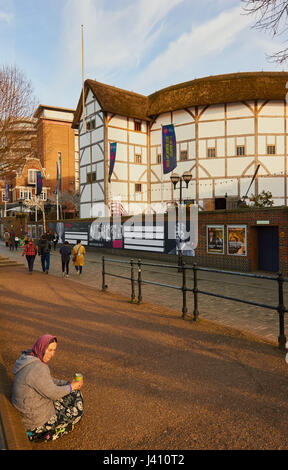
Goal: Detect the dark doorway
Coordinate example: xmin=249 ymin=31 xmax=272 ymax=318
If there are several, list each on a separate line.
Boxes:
xmin=258 ymin=226 xmax=279 ymax=272
xmin=215 ymin=198 xmax=226 ymax=210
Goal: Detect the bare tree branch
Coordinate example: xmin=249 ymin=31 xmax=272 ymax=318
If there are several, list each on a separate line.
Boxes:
xmin=0 ymin=65 xmax=38 ymax=178
xmin=242 ymin=0 xmax=288 ymax=63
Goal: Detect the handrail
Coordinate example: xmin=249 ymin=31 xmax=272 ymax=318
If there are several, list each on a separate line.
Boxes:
xmin=101 ymin=256 xmax=287 ymax=350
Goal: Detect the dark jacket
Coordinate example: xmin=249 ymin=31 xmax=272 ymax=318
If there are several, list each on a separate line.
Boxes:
xmin=60 ymin=245 xmax=72 ymax=261
xmin=38 ymin=238 xmax=51 ymax=255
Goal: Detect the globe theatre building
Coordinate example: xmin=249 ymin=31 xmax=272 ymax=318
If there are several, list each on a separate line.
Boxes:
xmin=72 ymin=72 xmax=288 ymax=218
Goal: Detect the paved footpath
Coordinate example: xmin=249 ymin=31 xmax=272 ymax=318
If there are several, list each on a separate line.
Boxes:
xmin=1 ymin=246 xmax=288 ymax=449
xmin=1 ymin=242 xmax=287 ymax=345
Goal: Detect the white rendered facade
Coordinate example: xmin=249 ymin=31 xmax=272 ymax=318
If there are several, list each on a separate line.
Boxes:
xmin=76 ymin=76 xmax=288 ymax=217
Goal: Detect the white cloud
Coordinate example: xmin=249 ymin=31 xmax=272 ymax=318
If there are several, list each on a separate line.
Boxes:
xmin=0 ymin=10 xmax=13 ymax=24
xmin=135 ymin=6 xmax=254 ymax=91
xmin=61 ymin=0 xmax=185 ymax=78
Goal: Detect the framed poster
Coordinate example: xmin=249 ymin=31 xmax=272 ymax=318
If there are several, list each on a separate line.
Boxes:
xmin=227 ymin=225 xmax=247 ymax=256
xmin=207 ymin=225 xmax=224 ymax=254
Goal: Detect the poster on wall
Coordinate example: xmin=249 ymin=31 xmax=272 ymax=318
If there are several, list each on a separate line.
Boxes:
xmin=227 ymin=225 xmax=247 ymax=256
xmin=63 ymin=221 xmax=89 ymax=246
xmin=207 ymin=225 xmax=224 ymax=254
xmin=89 ymin=219 xmax=114 ymax=248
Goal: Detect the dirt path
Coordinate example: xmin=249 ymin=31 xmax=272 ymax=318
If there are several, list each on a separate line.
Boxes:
xmin=1 ymin=266 xmax=288 ymax=450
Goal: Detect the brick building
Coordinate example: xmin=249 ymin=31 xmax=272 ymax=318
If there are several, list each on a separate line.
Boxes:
xmin=194 ymin=206 xmax=288 ymax=275
xmin=34 ymin=105 xmax=79 ymax=196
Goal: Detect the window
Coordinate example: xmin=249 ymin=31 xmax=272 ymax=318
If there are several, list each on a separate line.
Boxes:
xmin=236 ymin=145 xmax=245 ymax=156
xmin=20 ymin=188 xmax=32 ymax=200
xmin=180 ymin=150 xmax=188 ymax=161
xmin=267 ymin=145 xmax=276 ymax=155
xmin=86 ymin=119 xmax=96 ymax=131
xmin=134 ymin=121 xmax=142 ymax=132
xmin=157 ymin=154 xmax=162 ymax=164
xmin=39 ymin=191 xmax=47 ymax=201
xmin=28 ymin=169 xmax=37 ymax=184
xmin=135 ymin=183 xmax=142 ymax=193
xmin=135 ymin=154 xmax=142 ymax=164
xmin=87 ymin=171 xmax=96 ymax=183
xmin=207 ymin=147 xmax=216 ymax=158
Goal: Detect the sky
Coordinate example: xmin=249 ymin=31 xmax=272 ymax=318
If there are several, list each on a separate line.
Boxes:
xmin=0 ymin=0 xmax=287 ymax=111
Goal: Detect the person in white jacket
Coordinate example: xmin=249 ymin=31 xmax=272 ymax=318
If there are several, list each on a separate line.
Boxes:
xmin=11 ymin=334 xmax=84 ymax=442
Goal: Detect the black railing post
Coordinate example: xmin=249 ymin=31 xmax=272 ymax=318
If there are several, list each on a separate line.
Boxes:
xmin=130 ymin=259 xmax=135 ymax=303
xmin=178 ymin=249 xmax=183 ymax=273
xmin=193 ymin=263 xmax=199 ymax=321
xmin=102 ymin=256 xmax=107 ymax=291
xmin=182 ymin=262 xmax=187 ymax=319
xmin=137 ymin=259 xmax=142 ymax=304
xmin=277 ymin=272 xmax=286 ymax=350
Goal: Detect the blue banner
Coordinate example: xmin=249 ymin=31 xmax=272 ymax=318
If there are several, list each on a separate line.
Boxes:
xmin=4 ymin=178 xmax=9 ymax=201
xmin=108 ymin=142 xmax=117 ymax=183
xmin=36 ymin=171 xmax=42 ymax=196
xmin=54 ymin=162 xmax=59 ymax=194
xmin=162 ymin=124 xmax=177 ymax=174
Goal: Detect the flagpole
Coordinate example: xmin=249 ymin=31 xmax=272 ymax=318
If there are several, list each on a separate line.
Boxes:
xmin=56 ymin=160 xmax=59 ymax=220
xmin=161 ymin=125 xmax=163 ymax=206
xmin=81 ymin=24 xmax=86 ymax=131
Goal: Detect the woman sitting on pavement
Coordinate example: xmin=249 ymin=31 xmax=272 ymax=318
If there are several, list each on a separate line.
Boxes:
xmin=11 ymin=334 xmax=84 ymax=442
xmin=22 ymin=238 xmax=38 ymax=274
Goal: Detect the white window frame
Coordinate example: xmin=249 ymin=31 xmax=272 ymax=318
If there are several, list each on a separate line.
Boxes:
xmin=28 ymin=169 xmax=37 ymax=184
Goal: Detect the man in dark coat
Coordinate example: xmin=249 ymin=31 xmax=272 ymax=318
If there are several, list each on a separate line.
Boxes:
xmin=38 ymin=234 xmax=52 ymax=274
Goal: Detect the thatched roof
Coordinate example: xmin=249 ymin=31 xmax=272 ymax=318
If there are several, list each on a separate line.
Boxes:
xmin=72 ymin=72 xmax=288 ymax=128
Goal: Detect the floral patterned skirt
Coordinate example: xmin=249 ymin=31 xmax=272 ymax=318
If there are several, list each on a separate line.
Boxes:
xmin=26 ymin=390 xmax=84 ymax=442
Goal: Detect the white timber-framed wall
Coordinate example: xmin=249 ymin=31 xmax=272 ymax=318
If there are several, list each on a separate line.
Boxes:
xmin=150 ymin=100 xmax=288 ymax=209
xmin=79 ymin=89 xmax=105 ymax=219
xmin=76 ymin=77 xmax=288 ymax=216
xmin=79 ymin=89 xmax=150 ymax=218
xmin=106 ymin=114 xmax=149 ymax=214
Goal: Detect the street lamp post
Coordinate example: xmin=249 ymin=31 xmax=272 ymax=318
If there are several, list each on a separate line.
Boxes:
xmin=170 ymin=171 xmax=192 ymax=271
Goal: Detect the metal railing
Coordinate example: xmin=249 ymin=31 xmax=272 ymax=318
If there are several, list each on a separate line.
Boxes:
xmin=101 ymin=256 xmax=288 ymax=350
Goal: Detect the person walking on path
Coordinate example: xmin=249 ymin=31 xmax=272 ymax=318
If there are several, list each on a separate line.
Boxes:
xmin=11 ymin=334 xmax=84 ymax=443
xmin=72 ymin=240 xmax=86 ymax=276
xmin=4 ymin=231 xmax=10 ymax=247
xmin=9 ymin=236 xmax=15 ymax=251
xmin=60 ymin=241 xmax=72 ymax=278
xmin=38 ymin=233 xmax=52 ymax=274
xmin=14 ymin=235 xmax=19 ymax=251
xmin=52 ymin=232 xmax=59 ymax=251
xmin=22 ymin=238 xmax=38 ymax=274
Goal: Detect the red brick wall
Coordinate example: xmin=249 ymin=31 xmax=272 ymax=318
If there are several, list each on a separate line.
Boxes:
xmin=195 ymin=207 xmax=288 ymax=274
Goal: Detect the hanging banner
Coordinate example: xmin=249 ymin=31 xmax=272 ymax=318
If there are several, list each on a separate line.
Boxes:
xmin=4 ymin=178 xmax=9 ymax=201
xmin=162 ymin=124 xmax=177 ymax=174
xmin=36 ymin=171 xmax=43 ymax=196
xmin=54 ymin=161 xmax=59 ymax=194
xmin=108 ymin=142 xmax=117 ymax=183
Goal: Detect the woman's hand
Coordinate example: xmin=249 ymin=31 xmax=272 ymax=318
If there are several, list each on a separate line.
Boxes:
xmin=70 ymin=379 xmax=83 ymax=391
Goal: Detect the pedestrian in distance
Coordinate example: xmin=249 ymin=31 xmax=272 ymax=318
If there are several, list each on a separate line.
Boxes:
xmin=11 ymin=334 xmax=84 ymax=443
xmin=4 ymin=231 xmax=10 ymax=247
xmin=14 ymin=236 xmax=19 ymax=251
xmin=22 ymin=238 xmax=38 ymax=274
xmin=60 ymin=241 xmax=72 ymax=278
xmin=9 ymin=237 xmax=15 ymax=251
xmin=38 ymin=233 xmax=52 ymax=274
xmin=52 ymin=232 xmax=59 ymax=251
xmin=72 ymin=239 xmax=86 ymax=276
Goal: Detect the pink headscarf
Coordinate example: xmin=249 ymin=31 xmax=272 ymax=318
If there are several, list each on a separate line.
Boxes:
xmin=30 ymin=334 xmax=57 ymax=362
